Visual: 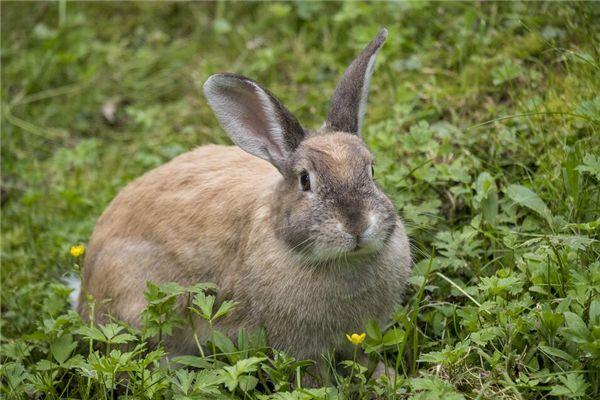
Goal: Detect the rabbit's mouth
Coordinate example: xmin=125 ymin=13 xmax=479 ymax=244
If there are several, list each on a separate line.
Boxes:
xmin=313 ymin=245 xmax=384 ymax=265
xmin=351 ymin=239 xmax=382 ymax=255
xmin=348 ymin=236 xmax=389 ymax=258
xmin=297 ymin=212 xmax=397 ymax=263
xmin=306 ymin=233 xmax=390 ymax=262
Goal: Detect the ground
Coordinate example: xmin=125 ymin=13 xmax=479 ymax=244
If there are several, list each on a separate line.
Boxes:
xmin=1 ymin=2 xmax=599 ymax=399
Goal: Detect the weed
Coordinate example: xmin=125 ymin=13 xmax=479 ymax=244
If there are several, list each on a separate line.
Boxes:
xmin=2 ymin=2 xmax=599 ymax=399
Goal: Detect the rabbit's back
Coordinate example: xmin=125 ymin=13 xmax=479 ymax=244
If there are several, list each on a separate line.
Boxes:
xmin=79 ymin=145 xmax=278 ymax=326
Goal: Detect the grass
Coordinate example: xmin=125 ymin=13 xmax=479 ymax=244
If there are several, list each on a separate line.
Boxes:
xmin=1 ymin=1 xmax=599 ymax=399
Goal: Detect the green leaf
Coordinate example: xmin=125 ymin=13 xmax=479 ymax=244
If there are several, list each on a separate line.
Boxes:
xmin=2 ymin=362 xmax=28 ymax=391
xmin=506 ymin=184 xmax=552 ymax=225
xmin=99 ymin=323 xmax=124 ymax=341
xmin=470 ymin=327 xmax=502 ymax=346
xmin=366 ymin=319 xmax=382 ymax=341
xmin=213 ymin=300 xmax=238 ymax=321
xmin=170 ymin=369 xmax=194 ymax=395
xmin=212 ymin=330 xmax=236 ymax=359
xmin=158 ymin=282 xmax=186 ymax=297
xmin=474 ymin=172 xmax=498 ymax=223
xmin=238 ymin=375 xmax=259 ymax=392
xmin=193 ymin=370 xmax=224 ymax=395
xmin=418 ymin=350 xmax=445 ymax=364
xmin=411 ymin=376 xmax=466 ymax=400
xmin=35 ymin=359 xmax=57 ymax=371
xmin=549 ymin=373 xmax=589 ymax=397
xmin=408 ymin=275 xmax=426 ymax=288
xmin=191 ymin=291 xmax=215 ymax=320
xmin=76 ymin=326 xmax=106 ymax=342
xmin=564 ymin=312 xmax=590 ymax=336
xmin=50 ymin=334 xmax=77 ymax=365
xmin=492 ymin=60 xmax=523 ymax=86
xmin=382 ymin=328 xmax=406 ymax=347
xmin=539 ymin=345 xmax=576 ymax=363
xmin=575 ymin=96 xmax=600 ymax=120
xmin=590 ymin=299 xmax=600 ymax=325
xmin=1 ymin=341 xmax=32 ymax=361
xmin=562 ymin=312 xmax=590 ymax=344
xmin=219 ymin=356 xmax=268 ymax=391
xmin=233 ymin=356 xmax=267 ymax=374
xmin=171 ymin=355 xmax=213 ymax=369
xmin=576 ymin=153 xmax=600 ymax=180
xmin=563 ymin=218 xmax=600 ymax=232
xmin=481 ymin=190 xmax=499 ymax=224
xmin=110 ymin=333 xmax=137 ymax=344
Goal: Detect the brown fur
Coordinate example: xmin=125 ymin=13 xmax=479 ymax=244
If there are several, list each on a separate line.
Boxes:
xmin=79 ymin=138 xmax=411 ymax=359
xmin=79 ymin=29 xmax=411 ymax=370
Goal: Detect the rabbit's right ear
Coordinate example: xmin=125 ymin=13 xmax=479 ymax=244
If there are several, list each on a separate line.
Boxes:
xmin=324 ymin=29 xmax=387 ymax=136
xmin=204 ymin=73 xmax=305 ymax=173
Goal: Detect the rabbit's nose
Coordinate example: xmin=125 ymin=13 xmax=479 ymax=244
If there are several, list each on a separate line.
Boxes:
xmin=345 ymin=220 xmax=369 ymax=238
xmin=346 ymin=224 xmax=372 ymax=251
xmin=342 ymin=206 xmax=367 ymax=233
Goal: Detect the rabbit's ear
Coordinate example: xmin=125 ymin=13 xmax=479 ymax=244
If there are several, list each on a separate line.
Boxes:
xmin=204 ymin=73 xmax=305 ymax=172
xmin=324 ymin=29 xmax=387 ymax=135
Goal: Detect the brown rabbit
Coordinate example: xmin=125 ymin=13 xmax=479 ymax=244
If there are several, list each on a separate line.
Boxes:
xmin=77 ymin=29 xmax=411 ymax=375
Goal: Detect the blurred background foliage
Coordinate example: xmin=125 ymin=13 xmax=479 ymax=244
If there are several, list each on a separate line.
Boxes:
xmin=1 ymin=1 xmax=599 ymax=399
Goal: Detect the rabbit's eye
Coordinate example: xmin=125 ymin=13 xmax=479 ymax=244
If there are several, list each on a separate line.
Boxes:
xmin=299 ymin=171 xmax=311 ymax=191
xmin=371 ymin=165 xmax=375 ymax=178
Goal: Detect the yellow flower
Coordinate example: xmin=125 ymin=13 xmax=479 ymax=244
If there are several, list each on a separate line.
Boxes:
xmin=70 ymin=244 xmax=85 ymax=258
xmin=346 ymin=332 xmax=366 ymax=345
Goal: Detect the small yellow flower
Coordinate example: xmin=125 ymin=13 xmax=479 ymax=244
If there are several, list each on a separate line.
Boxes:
xmin=70 ymin=244 xmax=85 ymax=258
xmin=346 ymin=332 xmax=366 ymax=345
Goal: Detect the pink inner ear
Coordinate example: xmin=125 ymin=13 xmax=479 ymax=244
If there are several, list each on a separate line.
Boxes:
xmin=204 ymin=73 xmax=305 ymax=171
xmin=221 ymin=84 xmax=272 ymax=136
xmin=233 ymin=84 xmax=285 ymax=161
xmin=205 ymin=77 xmax=285 ymax=164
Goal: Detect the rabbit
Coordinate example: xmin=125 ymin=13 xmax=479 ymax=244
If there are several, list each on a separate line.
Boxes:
xmin=76 ymin=28 xmax=411 ymax=379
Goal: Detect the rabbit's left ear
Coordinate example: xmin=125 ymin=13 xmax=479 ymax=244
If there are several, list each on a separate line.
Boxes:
xmin=203 ymin=73 xmax=305 ymax=173
xmin=324 ymin=29 xmax=387 ymax=135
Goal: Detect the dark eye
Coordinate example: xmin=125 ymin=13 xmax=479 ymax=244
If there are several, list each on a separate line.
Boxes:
xmin=371 ymin=165 xmax=375 ymax=178
xmin=299 ymin=171 xmax=311 ymax=191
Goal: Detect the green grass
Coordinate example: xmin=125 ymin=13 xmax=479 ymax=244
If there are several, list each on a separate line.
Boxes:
xmin=2 ymin=2 xmax=599 ymax=399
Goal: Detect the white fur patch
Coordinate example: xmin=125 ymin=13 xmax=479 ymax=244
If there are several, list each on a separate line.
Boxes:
xmin=363 ymin=212 xmax=379 ymax=238
xmin=64 ymin=274 xmax=81 ymax=310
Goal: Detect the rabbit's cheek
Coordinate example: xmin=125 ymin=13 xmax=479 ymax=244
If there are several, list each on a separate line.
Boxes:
xmin=303 ymin=221 xmax=349 ymax=258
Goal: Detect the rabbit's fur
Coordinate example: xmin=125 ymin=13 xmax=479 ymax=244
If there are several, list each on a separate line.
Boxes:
xmin=78 ymin=29 xmax=411 ymax=365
